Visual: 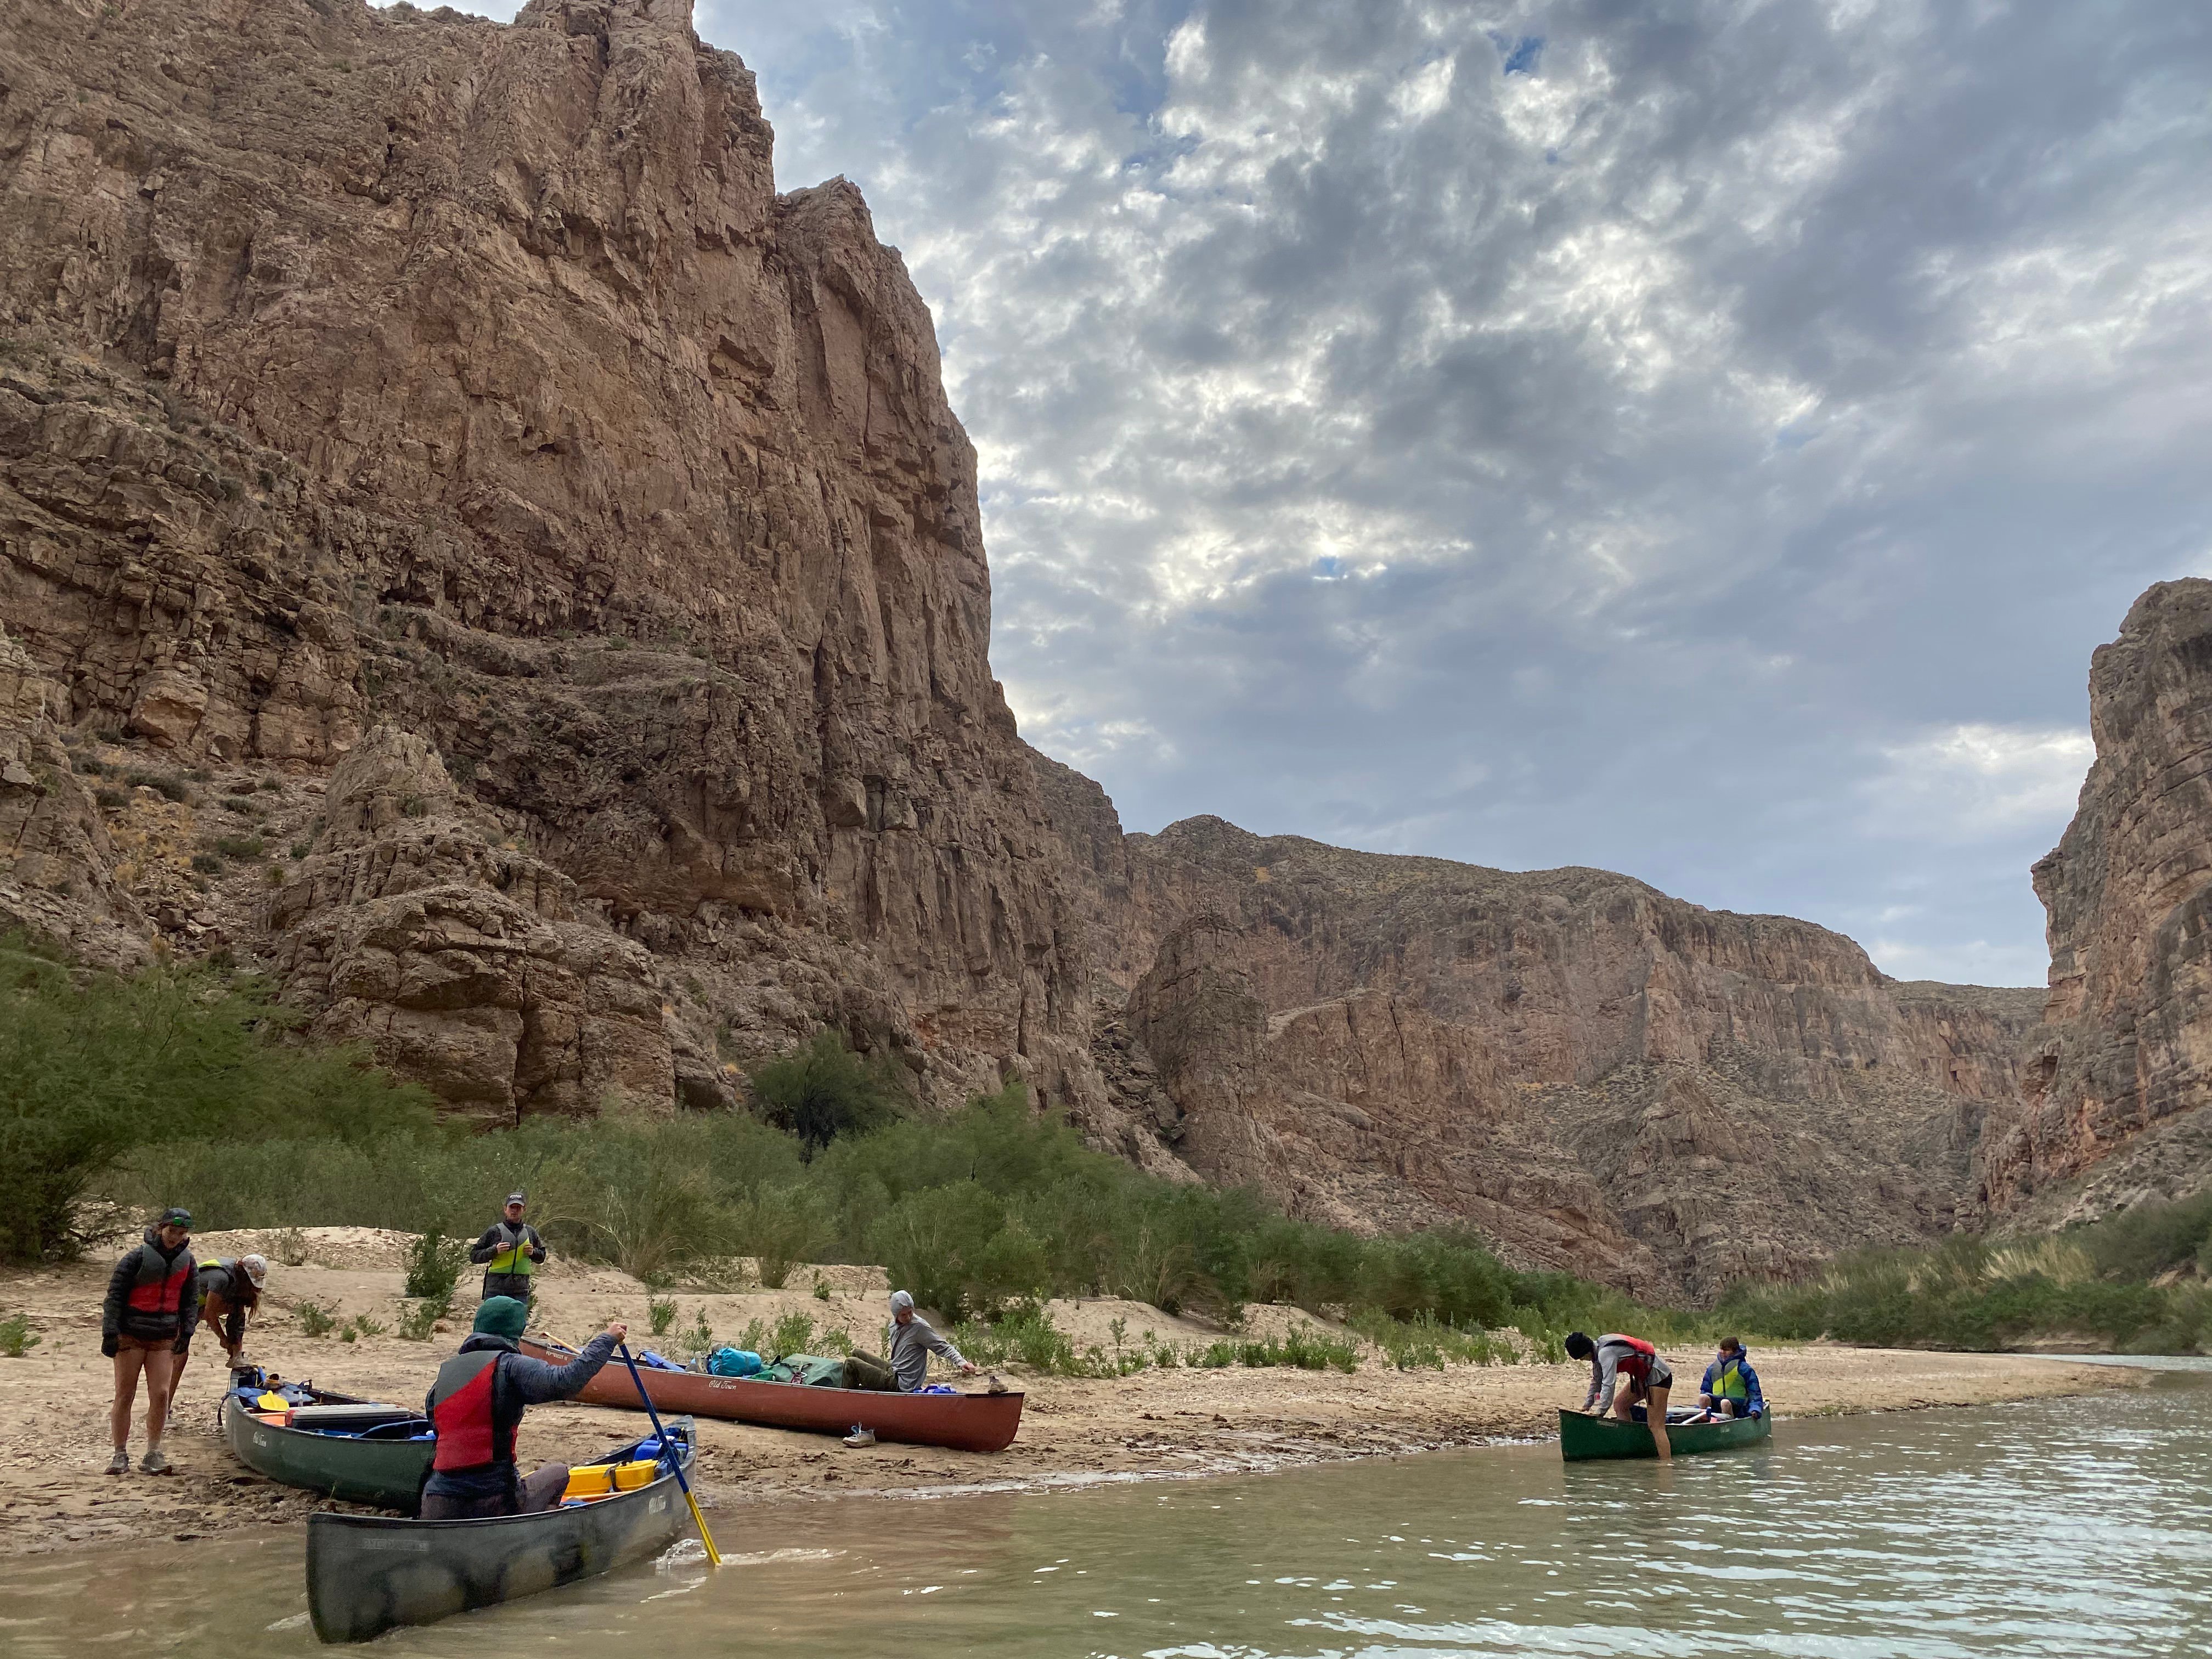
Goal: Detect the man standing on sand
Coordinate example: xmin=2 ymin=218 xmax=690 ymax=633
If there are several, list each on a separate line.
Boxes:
xmin=1566 ymin=1330 xmax=1674 ymax=1460
xmin=469 ymin=1192 xmax=547 ymax=1304
xmin=419 ymin=1298 xmax=628 ymax=1519
xmin=101 ymin=1207 xmax=200 ymax=1475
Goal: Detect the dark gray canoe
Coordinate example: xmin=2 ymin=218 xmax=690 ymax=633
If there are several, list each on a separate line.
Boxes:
xmin=306 ymin=1420 xmax=697 ymax=1644
xmin=222 ymin=1392 xmax=435 ymax=1512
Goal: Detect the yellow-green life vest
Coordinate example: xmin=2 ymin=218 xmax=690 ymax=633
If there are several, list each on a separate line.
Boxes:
xmin=1712 ymin=1355 xmax=1749 ymax=1400
xmin=486 ymin=1224 xmax=537 ymax=1277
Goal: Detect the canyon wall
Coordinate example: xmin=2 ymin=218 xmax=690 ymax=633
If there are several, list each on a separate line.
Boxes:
xmin=1973 ymin=579 xmax=2212 ymax=1228
xmin=0 ymin=0 xmax=1101 ymax=1124
xmin=0 ymin=0 xmax=2109 ymax=1300
xmin=1055 ymin=810 xmax=2044 ymax=1300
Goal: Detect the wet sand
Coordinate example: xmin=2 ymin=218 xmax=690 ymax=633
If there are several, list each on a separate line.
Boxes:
xmin=0 ymin=1228 xmax=2145 ymax=1555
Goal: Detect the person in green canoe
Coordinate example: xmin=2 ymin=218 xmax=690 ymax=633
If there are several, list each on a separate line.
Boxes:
xmin=1696 ymin=1336 xmax=1765 ymax=1420
xmin=1565 ymin=1330 xmax=1674 ymax=1460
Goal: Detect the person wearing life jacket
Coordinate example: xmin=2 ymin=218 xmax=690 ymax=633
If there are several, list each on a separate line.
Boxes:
xmin=100 ymin=1207 xmax=201 ymax=1476
xmin=188 ymin=1253 xmax=268 ymax=1375
xmin=1565 ymin=1330 xmax=1676 ymax=1460
xmin=1697 ymin=1336 xmax=1764 ymax=1419
xmin=469 ymin=1191 xmax=548 ymax=1304
xmin=418 ymin=1296 xmax=625 ymax=1520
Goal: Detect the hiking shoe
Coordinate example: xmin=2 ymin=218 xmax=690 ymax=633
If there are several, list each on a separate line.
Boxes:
xmin=140 ymin=1447 xmax=173 ymax=1475
xmin=842 ymin=1426 xmax=877 ymax=1448
xmin=105 ymin=1449 xmax=131 ymax=1475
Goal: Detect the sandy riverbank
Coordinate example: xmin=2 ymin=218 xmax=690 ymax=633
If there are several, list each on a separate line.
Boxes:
xmin=0 ymin=1228 xmax=2147 ymax=1555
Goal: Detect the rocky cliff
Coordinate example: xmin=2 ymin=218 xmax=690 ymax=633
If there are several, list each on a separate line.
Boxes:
xmin=1 ymin=0 xmax=2060 ymax=1298
xmin=1058 ymin=813 xmax=2045 ymax=1300
xmin=0 ymin=0 xmax=1099 ymax=1123
xmin=1974 ymin=580 xmax=2212 ymax=1227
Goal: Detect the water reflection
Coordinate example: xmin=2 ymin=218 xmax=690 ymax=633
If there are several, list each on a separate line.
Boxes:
xmin=3 ymin=1372 xmax=2208 ymax=1657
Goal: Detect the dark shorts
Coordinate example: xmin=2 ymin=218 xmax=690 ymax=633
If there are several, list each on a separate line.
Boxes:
xmin=1647 ymin=1360 xmax=1673 ymax=1391
xmin=481 ymin=1272 xmax=534 ymax=1303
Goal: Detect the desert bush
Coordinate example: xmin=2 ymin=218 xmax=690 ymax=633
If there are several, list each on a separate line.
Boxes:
xmin=0 ymin=1312 xmax=39 ymax=1357
xmin=769 ymin=1312 xmax=815 ymax=1359
xmin=295 ymin=1299 xmax=337 ymax=1338
xmin=396 ymin=1300 xmax=444 ymax=1342
xmin=403 ymin=1229 xmax=466 ymax=1304
xmin=648 ymin=1296 xmax=678 ymax=1336
xmin=748 ymin=1030 xmax=904 ymax=1158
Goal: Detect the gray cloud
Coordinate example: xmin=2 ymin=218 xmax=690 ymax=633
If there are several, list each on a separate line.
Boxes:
xmin=469 ymin=1 xmax=2212 ymax=984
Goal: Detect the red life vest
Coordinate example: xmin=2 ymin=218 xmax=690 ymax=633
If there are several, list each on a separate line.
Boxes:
xmin=1602 ymin=1333 xmax=1657 ymax=1381
xmin=127 ymin=1245 xmax=195 ymax=1317
xmin=429 ymin=1348 xmax=516 ymax=1472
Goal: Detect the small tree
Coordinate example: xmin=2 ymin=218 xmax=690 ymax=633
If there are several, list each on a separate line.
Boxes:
xmin=748 ymin=1031 xmax=902 ymax=1160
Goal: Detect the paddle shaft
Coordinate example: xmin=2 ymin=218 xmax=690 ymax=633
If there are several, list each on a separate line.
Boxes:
xmin=617 ymin=1341 xmax=721 ymax=1567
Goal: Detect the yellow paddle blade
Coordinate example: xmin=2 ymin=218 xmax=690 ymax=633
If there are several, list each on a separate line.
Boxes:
xmin=685 ymin=1488 xmax=723 ymax=1567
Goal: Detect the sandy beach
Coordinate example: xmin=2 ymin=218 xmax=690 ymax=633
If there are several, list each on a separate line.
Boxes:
xmin=0 ymin=1228 xmax=2146 ymax=1556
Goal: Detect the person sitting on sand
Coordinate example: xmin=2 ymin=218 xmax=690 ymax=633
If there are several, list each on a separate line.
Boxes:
xmin=1697 ymin=1336 xmax=1764 ymax=1420
xmin=101 ymin=1206 xmax=200 ymax=1476
xmin=469 ymin=1190 xmax=548 ymax=1304
xmin=419 ymin=1297 xmax=628 ymax=1520
xmin=843 ymin=1289 xmax=979 ymax=1393
xmin=1566 ymin=1330 xmax=1675 ymax=1460
xmin=186 ymin=1252 xmax=268 ymax=1376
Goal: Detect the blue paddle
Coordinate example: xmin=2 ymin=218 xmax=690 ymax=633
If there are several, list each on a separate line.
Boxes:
xmin=616 ymin=1341 xmax=721 ymax=1566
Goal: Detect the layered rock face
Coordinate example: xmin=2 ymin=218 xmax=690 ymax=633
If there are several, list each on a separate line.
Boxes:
xmin=1974 ymin=580 xmax=2212 ymax=1226
xmin=1070 ymin=815 xmax=2042 ymax=1299
xmin=0 ymin=0 xmax=1094 ymax=1116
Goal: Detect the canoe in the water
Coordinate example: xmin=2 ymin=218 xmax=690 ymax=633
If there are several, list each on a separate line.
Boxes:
xmin=305 ymin=1419 xmax=696 ymax=1644
xmin=1559 ymin=1406 xmax=1773 ymax=1461
xmin=518 ymin=1338 xmax=1025 ymax=1453
xmin=221 ymin=1388 xmax=435 ymax=1512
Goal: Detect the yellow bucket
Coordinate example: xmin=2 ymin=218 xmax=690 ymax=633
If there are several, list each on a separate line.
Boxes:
xmin=612 ymin=1459 xmax=657 ymax=1491
xmin=562 ymin=1463 xmax=615 ymax=1499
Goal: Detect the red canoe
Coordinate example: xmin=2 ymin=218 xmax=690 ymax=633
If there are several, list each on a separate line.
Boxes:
xmin=518 ymin=1340 xmax=1025 ymax=1453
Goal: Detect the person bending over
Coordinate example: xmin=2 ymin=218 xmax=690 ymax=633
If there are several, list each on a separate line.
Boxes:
xmin=185 ymin=1252 xmax=268 ymax=1380
xmin=419 ymin=1297 xmax=626 ymax=1519
xmin=1565 ymin=1330 xmax=1675 ymax=1460
xmin=101 ymin=1207 xmax=200 ymax=1476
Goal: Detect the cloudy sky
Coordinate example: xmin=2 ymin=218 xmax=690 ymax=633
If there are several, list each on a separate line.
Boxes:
xmin=455 ymin=1 xmax=2212 ymax=985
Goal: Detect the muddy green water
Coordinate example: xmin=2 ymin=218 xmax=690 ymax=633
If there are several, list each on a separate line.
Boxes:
xmin=6 ymin=1368 xmax=2210 ymax=1657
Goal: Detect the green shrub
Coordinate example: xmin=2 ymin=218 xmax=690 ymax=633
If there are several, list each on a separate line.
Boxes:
xmin=0 ymin=1312 xmax=38 ymax=1357
xmin=648 ymin=1295 xmax=678 ymax=1336
xmin=748 ymin=1030 xmax=904 ymax=1158
xmin=396 ymin=1301 xmax=444 ymax=1342
xmin=769 ymin=1312 xmax=815 ymax=1359
xmin=403 ymin=1230 xmax=466 ymax=1302
xmin=189 ymin=853 xmax=222 ymax=874
xmin=295 ymin=1300 xmax=337 ymax=1338
xmin=211 ymin=834 xmax=264 ymax=860
xmin=0 ymin=936 xmax=438 ymax=1262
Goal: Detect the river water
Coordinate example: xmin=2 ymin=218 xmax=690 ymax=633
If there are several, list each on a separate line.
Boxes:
xmin=5 ymin=1365 xmax=2209 ymax=1657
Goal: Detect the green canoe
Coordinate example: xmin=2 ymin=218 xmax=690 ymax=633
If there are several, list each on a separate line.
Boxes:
xmin=222 ymin=1391 xmax=435 ymax=1511
xmin=1558 ymin=1407 xmax=1772 ymax=1461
